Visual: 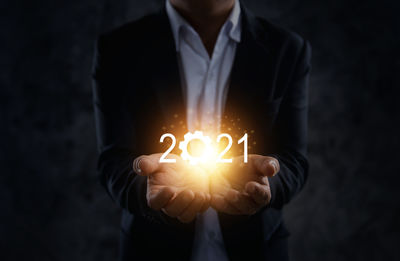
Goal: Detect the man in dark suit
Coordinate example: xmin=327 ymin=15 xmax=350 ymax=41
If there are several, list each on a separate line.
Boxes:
xmin=92 ymin=0 xmax=311 ymax=260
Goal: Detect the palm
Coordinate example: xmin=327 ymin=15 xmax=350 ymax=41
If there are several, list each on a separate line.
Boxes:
xmin=211 ymin=155 xmax=261 ymax=196
xmin=148 ymin=154 xmax=209 ymax=197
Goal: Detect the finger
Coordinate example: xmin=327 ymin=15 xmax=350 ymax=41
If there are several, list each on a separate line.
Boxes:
xmin=225 ymin=189 xmax=258 ymax=215
xmin=133 ymin=155 xmax=160 ymax=176
xmin=163 ymin=190 xmax=194 ymax=217
xmin=251 ymin=155 xmax=279 ymax=177
xmin=245 ymin=181 xmax=271 ymax=206
xmin=211 ymin=194 xmax=241 ymax=215
xmin=178 ymin=192 xmax=205 ymax=223
xmin=200 ymin=193 xmax=211 ymax=212
xmin=147 ymin=187 xmax=176 ymax=210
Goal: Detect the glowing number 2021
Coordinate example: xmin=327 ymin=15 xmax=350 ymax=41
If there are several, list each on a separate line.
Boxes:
xmin=159 ymin=133 xmax=248 ymax=163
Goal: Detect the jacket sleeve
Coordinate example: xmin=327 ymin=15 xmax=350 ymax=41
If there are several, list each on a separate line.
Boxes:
xmin=91 ymin=35 xmax=192 ymax=228
xmin=267 ymin=39 xmax=312 ymax=209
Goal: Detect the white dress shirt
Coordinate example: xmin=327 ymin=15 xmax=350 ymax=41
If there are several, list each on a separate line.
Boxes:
xmin=166 ymin=1 xmax=242 ymax=260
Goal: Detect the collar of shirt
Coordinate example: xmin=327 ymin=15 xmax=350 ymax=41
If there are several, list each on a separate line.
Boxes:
xmin=166 ymin=0 xmax=242 ymax=52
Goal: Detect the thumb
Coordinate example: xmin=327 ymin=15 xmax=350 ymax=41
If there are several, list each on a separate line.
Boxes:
xmin=252 ymin=155 xmax=280 ymax=177
xmin=133 ymin=155 xmax=160 ymax=176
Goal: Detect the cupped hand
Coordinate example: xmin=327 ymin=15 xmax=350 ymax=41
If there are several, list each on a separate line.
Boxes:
xmin=210 ymin=154 xmax=279 ymax=215
xmin=133 ymin=153 xmax=210 ymax=223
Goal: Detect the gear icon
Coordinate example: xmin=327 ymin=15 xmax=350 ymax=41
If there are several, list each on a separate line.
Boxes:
xmin=179 ymin=131 xmax=212 ymax=165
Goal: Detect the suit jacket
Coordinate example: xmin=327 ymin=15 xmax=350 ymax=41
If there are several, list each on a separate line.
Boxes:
xmin=92 ymin=3 xmax=311 ymax=261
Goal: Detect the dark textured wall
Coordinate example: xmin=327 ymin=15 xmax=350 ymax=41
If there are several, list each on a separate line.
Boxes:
xmin=1 ymin=0 xmax=399 ymax=260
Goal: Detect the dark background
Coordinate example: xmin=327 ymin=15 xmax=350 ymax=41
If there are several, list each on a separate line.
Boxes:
xmin=1 ymin=0 xmax=400 ymax=260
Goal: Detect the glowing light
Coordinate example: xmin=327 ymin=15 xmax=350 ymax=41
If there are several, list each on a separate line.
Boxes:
xmin=179 ymin=131 xmax=216 ymax=165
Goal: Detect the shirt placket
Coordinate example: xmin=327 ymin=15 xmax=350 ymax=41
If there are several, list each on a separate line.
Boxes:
xmin=201 ymin=33 xmax=229 ymax=134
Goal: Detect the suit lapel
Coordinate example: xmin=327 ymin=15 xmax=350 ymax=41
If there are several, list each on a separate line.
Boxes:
xmin=148 ymin=8 xmax=186 ymax=124
xmin=224 ymin=5 xmax=273 ymax=118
